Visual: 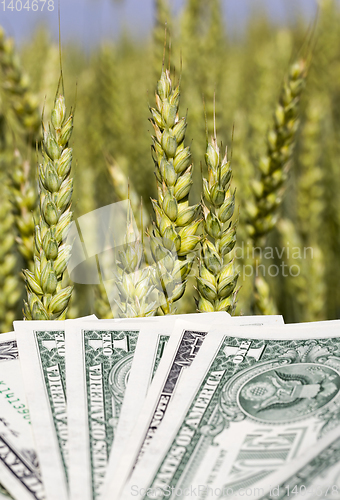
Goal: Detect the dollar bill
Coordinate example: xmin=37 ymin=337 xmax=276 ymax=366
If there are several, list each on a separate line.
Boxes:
xmin=116 ymin=319 xmax=340 ymax=500
xmin=103 ymin=315 xmax=285 ymax=500
xmin=14 ymin=316 xmax=97 ymax=500
xmin=14 ymin=321 xmax=69 ymax=500
xmin=0 ymin=332 xmax=45 ymax=500
xmin=65 ymin=314 xmax=229 ymax=500
xmin=65 ymin=320 xmax=145 ymax=500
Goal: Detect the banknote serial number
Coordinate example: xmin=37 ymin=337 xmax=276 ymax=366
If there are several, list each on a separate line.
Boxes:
xmin=0 ymin=383 xmax=31 ymax=422
xmin=1 ymin=0 xmax=54 ymax=11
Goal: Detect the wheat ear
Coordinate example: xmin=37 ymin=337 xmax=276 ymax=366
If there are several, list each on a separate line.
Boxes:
xmin=246 ymin=59 xmax=307 ymax=245
xmin=0 ymin=28 xmax=40 ymax=331
xmin=93 ymin=157 xmax=152 ymax=320
xmin=0 ymin=27 xmax=40 ymax=139
xmin=112 ymin=214 xmax=158 ymax=318
xmin=0 ymin=174 xmax=22 ymax=332
xmin=23 ymin=94 xmax=74 ymax=320
xmin=11 ymin=149 xmax=37 ymax=272
xmin=246 ymin=59 xmax=307 ymax=314
xmin=150 ymin=69 xmax=201 ymax=314
xmin=197 ymin=135 xmax=239 ymax=313
xmin=95 ymin=205 xmax=157 ymax=319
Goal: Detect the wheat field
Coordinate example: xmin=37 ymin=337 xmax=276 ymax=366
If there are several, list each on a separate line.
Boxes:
xmin=0 ymin=0 xmax=339 ymax=330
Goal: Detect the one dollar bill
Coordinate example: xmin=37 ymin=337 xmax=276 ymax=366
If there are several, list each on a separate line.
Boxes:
xmin=66 ymin=320 xmax=144 ymax=500
xmin=0 ymin=332 xmax=45 ymax=500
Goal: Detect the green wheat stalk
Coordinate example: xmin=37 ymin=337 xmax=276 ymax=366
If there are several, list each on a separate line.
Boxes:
xmin=149 ymin=68 xmax=201 ymax=314
xmin=196 ymin=133 xmax=239 ymax=313
xmin=23 ymin=92 xmax=74 ymax=320
xmin=0 ymin=174 xmax=22 ymax=332
xmin=11 ymin=149 xmax=37 ymax=272
xmin=112 ymin=213 xmax=158 ymax=318
xmin=93 ymin=157 xmax=152 ymax=320
xmin=245 ymin=58 xmax=307 ymax=314
xmin=94 ymin=283 xmax=114 ymax=320
xmin=0 ymin=26 xmax=40 ymax=140
xmin=246 ymin=59 xmax=307 ymax=244
xmin=0 ymin=26 xmax=40 ymax=330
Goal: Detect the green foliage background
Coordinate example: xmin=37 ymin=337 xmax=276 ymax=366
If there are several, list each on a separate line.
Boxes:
xmin=1 ymin=0 xmax=340 ymax=329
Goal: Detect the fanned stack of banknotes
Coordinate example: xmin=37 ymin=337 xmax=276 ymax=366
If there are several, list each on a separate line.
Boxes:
xmin=1 ymin=312 xmax=340 ymax=500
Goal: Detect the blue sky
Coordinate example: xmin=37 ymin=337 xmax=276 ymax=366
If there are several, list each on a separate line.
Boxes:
xmin=0 ymin=0 xmax=332 ymax=46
